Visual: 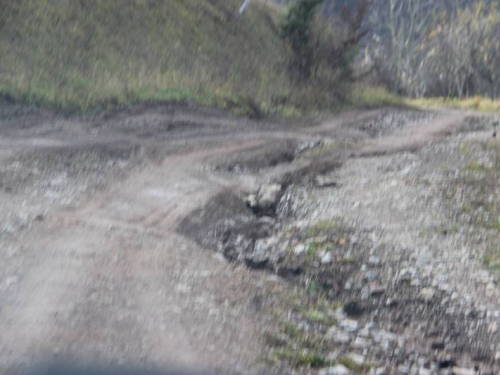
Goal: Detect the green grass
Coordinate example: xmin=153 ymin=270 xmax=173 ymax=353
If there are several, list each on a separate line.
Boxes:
xmin=447 ymin=140 xmax=500 ymax=272
xmin=0 ymin=0 xmax=386 ymax=115
xmin=0 ymin=0 xmax=296 ymax=113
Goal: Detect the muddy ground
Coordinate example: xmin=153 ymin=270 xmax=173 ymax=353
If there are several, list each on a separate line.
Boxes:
xmin=0 ymin=98 xmax=498 ymax=374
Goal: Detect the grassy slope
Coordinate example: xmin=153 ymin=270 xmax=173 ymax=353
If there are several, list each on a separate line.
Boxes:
xmin=0 ymin=0 xmax=292 ymax=112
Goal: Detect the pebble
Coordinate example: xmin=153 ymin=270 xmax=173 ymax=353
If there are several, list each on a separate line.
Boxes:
xmin=488 ymin=322 xmax=498 ymax=334
xmin=347 ymin=352 xmax=365 ymax=366
xmin=318 ymin=365 xmax=350 ymax=375
xmin=419 ymin=287 xmax=436 ymax=303
xmin=340 ymin=319 xmax=360 ymax=333
xmin=321 ymin=251 xmax=333 ymax=264
xmin=397 ymin=365 xmax=410 ymax=374
xmin=430 ymin=339 xmax=445 ymax=350
xmin=365 ymin=270 xmax=378 ymax=282
xmin=452 ymin=368 xmax=476 ymax=375
xmin=368 ymin=256 xmax=381 ymax=266
xmin=325 ymin=327 xmax=351 ymax=344
xmin=369 ymin=281 xmax=385 ymax=296
xmin=293 ymin=243 xmax=306 ymax=254
xmin=352 ymin=336 xmax=370 ymax=349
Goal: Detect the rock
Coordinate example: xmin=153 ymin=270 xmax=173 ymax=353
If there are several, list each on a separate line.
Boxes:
xmin=244 ymin=239 xmax=270 ymax=269
xmin=419 ymin=287 xmax=436 ymax=303
xmin=326 ymin=351 xmax=340 ymax=362
xmin=257 ymin=184 xmax=282 ymax=212
xmin=488 ymin=321 xmax=498 ymax=334
xmin=293 ymin=243 xmax=306 ymax=255
xmin=365 ymin=270 xmax=377 ymax=282
xmin=340 ymin=319 xmax=359 ymax=333
xmin=352 ymin=337 xmax=370 ymax=349
xmin=325 ymin=327 xmax=351 ymax=344
xmin=476 ymin=270 xmax=491 ymax=284
xmin=319 ymin=365 xmax=350 ymax=375
xmin=397 ymin=365 xmax=410 ymax=374
xmin=245 ymin=194 xmax=258 ymax=209
xmin=368 ymin=256 xmax=381 ymax=266
xmin=451 ymin=368 xmax=475 ymax=375
xmin=386 ymin=298 xmax=398 ymax=307
xmin=430 ymin=339 xmax=445 ymax=350
xmin=221 ymin=234 xmax=253 ymax=261
xmin=369 ymin=281 xmax=385 ymax=296
xmin=347 ymin=353 xmax=365 ymax=366
xmin=321 ymin=251 xmax=333 ymax=264
xmin=315 ymin=175 xmax=338 ymax=188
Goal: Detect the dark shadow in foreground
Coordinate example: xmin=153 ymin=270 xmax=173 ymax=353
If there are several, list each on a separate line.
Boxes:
xmin=19 ymin=359 xmax=222 ymax=375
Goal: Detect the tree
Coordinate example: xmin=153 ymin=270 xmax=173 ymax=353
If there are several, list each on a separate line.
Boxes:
xmin=281 ymin=0 xmax=325 ymax=80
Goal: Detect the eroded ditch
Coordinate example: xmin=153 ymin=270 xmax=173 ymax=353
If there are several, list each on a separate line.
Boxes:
xmin=179 ymin=111 xmax=500 ymax=374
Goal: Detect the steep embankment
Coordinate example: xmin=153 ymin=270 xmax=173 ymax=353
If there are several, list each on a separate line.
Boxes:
xmin=0 ymin=0 xmax=290 ymax=112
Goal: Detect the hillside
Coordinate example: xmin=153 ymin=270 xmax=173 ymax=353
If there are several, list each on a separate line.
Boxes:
xmin=0 ymin=0 xmax=292 ymax=112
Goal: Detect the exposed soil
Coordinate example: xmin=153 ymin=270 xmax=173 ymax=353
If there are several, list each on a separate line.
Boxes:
xmin=0 ymin=98 xmax=498 ymax=374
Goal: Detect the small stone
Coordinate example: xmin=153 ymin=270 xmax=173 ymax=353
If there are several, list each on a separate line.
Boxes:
xmin=451 ymin=368 xmax=475 ymax=375
xmin=386 ymin=298 xmax=398 ymax=307
xmin=419 ymin=287 xmax=436 ymax=303
xmin=315 ymin=175 xmax=338 ymax=189
xmin=293 ymin=244 xmax=306 ymax=255
xmin=245 ymin=194 xmax=258 ymax=209
xmin=325 ymin=327 xmax=351 ymax=344
xmin=352 ymin=337 xmax=370 ymax=349
xmin=369 ymin=282 xmax=385 ymax=297
xmin=431 ymin=340 xmax=445 ymax=350
xmin=321 ymin=252 xmax=333 ymax=264
xmin=368 ymin=256 xmax=381 ymax=266
xmin=398 ymin=269 xmax=412 ymax=282
xmin=411 ymin=278 xmax=422 ymax=287
xmin=365 ymin=270 xmax=377 ymax=282
xmin=418 ymin=369 xmax=432 ymax=375
xmin=347 ymin=353 xmax=365 ymax=366
xmin=397 ymin=365 xmax=410 ymax=374
xmin=318 ymin=365 xmax=350 ymax=375
xmin=488 ymin=322 xmax=498 ymax=334
xmin=476 ymin=270 xmax=491 ymax=284
xmin=340 ymin=319 xmax=359 ymax=332
xmin=326 ymin=351 xmax=340 ymax=362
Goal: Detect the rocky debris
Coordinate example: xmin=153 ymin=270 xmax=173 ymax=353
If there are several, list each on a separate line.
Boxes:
xmin=246 ymin=183 xmax=283 ymax=216
xmin=183 ymin=112 xmax=500 ymax=373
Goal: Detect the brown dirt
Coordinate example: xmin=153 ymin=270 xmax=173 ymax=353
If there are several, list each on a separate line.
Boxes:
xmin=0 ymin=99 xmax=474 ymax=374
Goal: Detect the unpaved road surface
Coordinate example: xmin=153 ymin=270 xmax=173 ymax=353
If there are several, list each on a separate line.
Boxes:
xmin=0 ymin=100 xmax=497 ymax=374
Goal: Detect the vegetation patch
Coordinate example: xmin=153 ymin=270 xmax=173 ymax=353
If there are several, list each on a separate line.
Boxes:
xmin=409 ymin=96 xmax=500 ymax=113
xmin=445 ymin=138 xmax=500 ymax=271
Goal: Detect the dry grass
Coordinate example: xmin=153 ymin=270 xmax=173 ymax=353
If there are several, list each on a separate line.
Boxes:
xmin=351 ymin=84 xmax=406 ymax=108
xmin=409 ymin=96 xmax=500 ymax=113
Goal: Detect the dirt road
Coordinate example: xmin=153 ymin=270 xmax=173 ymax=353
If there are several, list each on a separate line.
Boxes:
xmin=0 ymin=100 xmax=493 ymax=374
